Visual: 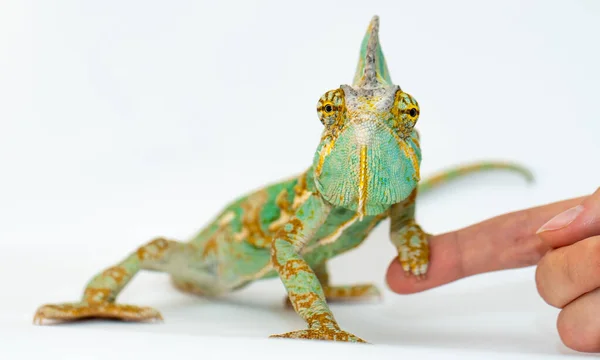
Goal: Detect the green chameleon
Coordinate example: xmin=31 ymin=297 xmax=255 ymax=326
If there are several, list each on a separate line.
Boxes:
xmin=33 ymin=16 xmax=532 ymax=343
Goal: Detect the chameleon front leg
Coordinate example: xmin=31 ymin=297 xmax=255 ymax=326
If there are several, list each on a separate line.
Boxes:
xmin=390 ymin=188 xmax=431 ymax=277
xmin=34 ymin=237 xmax=185 ymax=324
xmin=269 ymin=195 xmax=366 ymax=343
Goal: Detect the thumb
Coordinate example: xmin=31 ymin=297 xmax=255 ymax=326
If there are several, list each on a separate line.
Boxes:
xmin=536 ymin=187 xmax=600 ymax=248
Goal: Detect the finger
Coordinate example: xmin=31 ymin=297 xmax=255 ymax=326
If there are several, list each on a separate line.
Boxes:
xmin=536 ymin=235 xmax=600 ymax=308
xmin=557 ymin=287 xmax=600 ymax=353
xmin=537 ymin=187 xmax=600 ymax=248
xmin=387 ymin=196 xmax=587 ymax=294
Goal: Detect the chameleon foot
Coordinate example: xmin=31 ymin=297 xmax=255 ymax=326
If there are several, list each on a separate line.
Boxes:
xmin=396 ymin=223 xmax=431 ymax=278
xmin=270 ymin=327 xmax=367 ymax=343
xmin=33 ymin=302 xmax=163 ymax=324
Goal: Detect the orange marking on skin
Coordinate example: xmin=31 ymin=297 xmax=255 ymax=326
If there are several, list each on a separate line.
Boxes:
xmin=412 ymin=135 xmax=420 ymax=148
xmin=326 ymin=285 xmax=374 ymax=299
xmin=315 ymin=139 xmax=336 ymax=177
xmin=357 ymin=145 xmax=368 ymax=218
xmin=100 ymin=266 xmax=129 ymax=285
xmin=270 ymin=218 xmax=305 ymax=268
xmin=400 ymin=141 xmax=420 ymax=181
xmin=283 ymin=284 xmax=378 ymax=307
xmin=280 ymin=258 xmax=312 ymax=280
xmin=200 ymin=211 xmax=237 ymax=257
xmin=201 ymin=236 xmax=219 ymax=257
xmin=305 ymin=311 xmax=338 ymax=331
xmin=288 ymin=171 xmax=312 ymax=212
xmin=293 ymin=172 xmax=307 ymax=196
xmin=136 ymin=237 xmax=171 ymax=261
xmin=33 ymin=303 xmax=162 ymax=323
xmin=268 ymin=179 xmax=312 ymax=237
xmin=83 ymin=288 xmax=112 ymax=304
xmin=235 ymin=190 xmax=270 ymax=247
xmin=289 ymin=291 xmax=319 ymax=312
xmin=276 ymin=189 xmax=291 ymax=210
xmin=286 ymin=218 xmax=304 ymax=238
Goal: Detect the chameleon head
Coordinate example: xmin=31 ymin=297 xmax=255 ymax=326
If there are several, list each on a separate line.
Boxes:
xmin=311 ymin=15 xmax=422 ymax=218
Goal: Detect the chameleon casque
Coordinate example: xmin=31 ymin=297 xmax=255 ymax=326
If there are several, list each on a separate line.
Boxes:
xmin=33 ymin=16 xmax=532 ymax=343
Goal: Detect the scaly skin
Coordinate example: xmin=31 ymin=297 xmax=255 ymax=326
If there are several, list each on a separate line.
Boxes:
xmin=33 ymin=16 xmax=533 ymax=343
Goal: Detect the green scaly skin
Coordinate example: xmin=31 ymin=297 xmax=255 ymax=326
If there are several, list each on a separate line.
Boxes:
xmin=33 ymin=16 xmax=533 ymax=343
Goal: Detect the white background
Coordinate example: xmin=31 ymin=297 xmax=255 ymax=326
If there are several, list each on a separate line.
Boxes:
xmin=1 ymin=0 xmax=600 ymax=358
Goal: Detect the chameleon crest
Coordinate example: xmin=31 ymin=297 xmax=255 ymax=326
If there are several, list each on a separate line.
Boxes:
xmin=33 ymin=15 xmax=532 ymax=344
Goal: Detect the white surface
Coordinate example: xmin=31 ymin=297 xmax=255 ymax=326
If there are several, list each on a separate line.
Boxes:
xmin=2 ymin=0 xmax=600 ymax=358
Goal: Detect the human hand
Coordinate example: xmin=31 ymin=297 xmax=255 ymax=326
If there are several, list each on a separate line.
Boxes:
xmin=385 ymin=188 xmax=600 ymax=352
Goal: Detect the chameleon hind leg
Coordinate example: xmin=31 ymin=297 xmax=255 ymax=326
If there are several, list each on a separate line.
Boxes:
xmin=314 ymin=263 xmax=381 ymax=301
xmin=284 ymin=262 xmax=380 ymax=307
xmin=33 ymin=237 xmax=192 ymax=324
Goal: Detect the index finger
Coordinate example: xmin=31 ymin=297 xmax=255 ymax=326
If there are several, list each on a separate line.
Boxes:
xmin=386 ymin=195 xmax=588 ymax=294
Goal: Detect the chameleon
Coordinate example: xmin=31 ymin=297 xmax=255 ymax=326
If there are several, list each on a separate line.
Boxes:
xmin=33 ymin=15 xmax=533 ymax=343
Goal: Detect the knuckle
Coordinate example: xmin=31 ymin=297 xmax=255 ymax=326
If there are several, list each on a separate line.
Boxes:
xmin=500 ymin=209 xmax=547 ymax=268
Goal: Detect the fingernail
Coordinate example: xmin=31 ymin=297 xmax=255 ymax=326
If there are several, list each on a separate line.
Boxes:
xmin=536 ymin=205 xmax=584 ymax=234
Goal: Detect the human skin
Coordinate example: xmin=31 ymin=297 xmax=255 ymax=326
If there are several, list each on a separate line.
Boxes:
xmin=386 ymin=187 xmax=600 ymax=352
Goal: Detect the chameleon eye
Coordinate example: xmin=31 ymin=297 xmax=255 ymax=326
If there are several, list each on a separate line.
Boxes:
xmin=317 ymin=89 xmax=345 ymax=126
xmin=392 ymin=90 xmax=420 ymax=137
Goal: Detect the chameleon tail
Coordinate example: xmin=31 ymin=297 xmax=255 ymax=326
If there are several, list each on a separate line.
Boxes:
xmin=417 ymin=161 xmax=534 ymax=194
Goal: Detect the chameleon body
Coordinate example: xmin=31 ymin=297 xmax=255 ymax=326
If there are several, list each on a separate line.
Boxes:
xmin=33 ymin=16 xmax=532 ymax=343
